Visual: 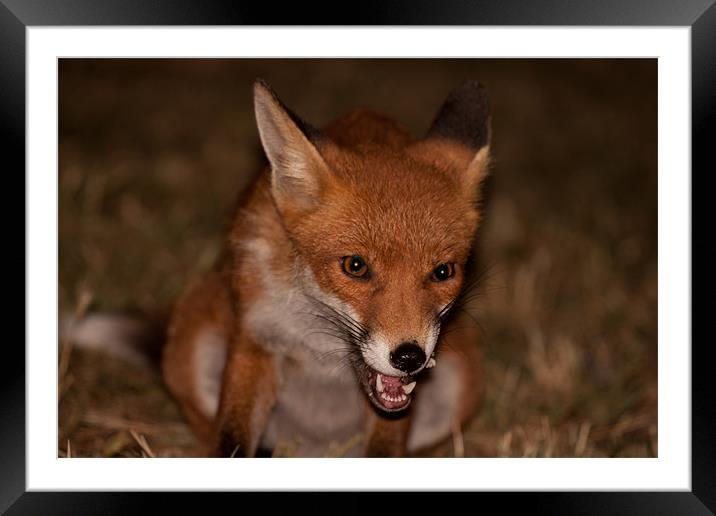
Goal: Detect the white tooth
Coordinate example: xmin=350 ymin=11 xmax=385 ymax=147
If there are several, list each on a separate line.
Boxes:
xmin=426 ymin=358 xmax=436 ymax=369
xmin=402 ymin=381 xmax=416 ymax=394
xmin=376 ymin=374 xmax=384 ymax=393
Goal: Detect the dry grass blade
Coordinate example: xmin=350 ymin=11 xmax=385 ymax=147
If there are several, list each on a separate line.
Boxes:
xmin=541 ymin=417 xmax=554 ymax=458
xmin=83 ymin=412 xmax=185 ymax=436
xmin=130 ymin=430 xmax=156 ymax=458
xmin=575 ymin=421 xmax=591 ymax=457
xmin=497 ymin=430 xmax=513 ymax=457
xmin=452 ymin=424 xmax=465 ymax=458
xmin=590 ymin=414 xmax=654 ymax=443
xmin=102 ymin=432 xmax=132 ymax=458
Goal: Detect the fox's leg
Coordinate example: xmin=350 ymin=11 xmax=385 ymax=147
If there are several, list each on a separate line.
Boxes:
xmin=162 ymin=270 xmax=233 ymax=445
xmin=406 ymin=312 xmax=484 ymax=455
xmin=363 ymin=408 xmax=412 ymax=457
xmin=213 ymin=331 xmax=278 ymax=457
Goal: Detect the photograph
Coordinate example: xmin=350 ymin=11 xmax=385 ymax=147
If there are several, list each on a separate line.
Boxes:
xmin=57 ymin=58 xmax=658 ymax=459
xmin=2 ymin=0 xmax=708 ymax=508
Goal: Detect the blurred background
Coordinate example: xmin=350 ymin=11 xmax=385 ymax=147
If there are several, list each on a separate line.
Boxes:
xmin=58 ymin=58 xmax=657 ymax=458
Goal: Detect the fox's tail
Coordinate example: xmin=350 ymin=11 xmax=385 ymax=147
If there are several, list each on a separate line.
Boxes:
xmin=60 ymin=312 xmax=167 ymax=369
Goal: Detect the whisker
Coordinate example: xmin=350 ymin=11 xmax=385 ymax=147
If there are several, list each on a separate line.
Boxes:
xmin=303 ymin=294 xmax=370 ymax=337
xmin=434 ymin=260 xmax=497 ymax=348
xmin=309 ymin=313 xmax=366 ymax=342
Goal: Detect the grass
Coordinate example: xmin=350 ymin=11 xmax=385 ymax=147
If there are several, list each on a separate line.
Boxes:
xmin=58 ymin=58 xmax=657 ymax=458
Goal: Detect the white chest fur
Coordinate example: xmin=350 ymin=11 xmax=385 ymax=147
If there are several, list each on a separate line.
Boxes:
xmin=243 ymin=252 xmax=367 ymax=456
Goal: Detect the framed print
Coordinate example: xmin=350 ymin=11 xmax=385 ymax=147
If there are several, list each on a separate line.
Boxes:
xmin=3 ymin=0 xmax=712 ymax=513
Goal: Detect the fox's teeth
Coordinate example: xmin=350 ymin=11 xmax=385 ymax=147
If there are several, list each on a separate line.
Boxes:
xmin=376 ymin=374 xmax=384 ymax=393
xmin=426 ymin=358 xmax=436 ymax=369
xmin=402 ymin=381 xmax=416 ymax=394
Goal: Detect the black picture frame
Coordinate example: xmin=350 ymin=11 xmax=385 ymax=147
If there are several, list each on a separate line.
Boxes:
xmin=3 ymin=1 xmax=711 ymax=513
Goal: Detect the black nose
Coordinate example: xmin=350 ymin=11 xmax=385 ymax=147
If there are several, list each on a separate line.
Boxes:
xmin=390 ymin=342 xmax=426 ymax=373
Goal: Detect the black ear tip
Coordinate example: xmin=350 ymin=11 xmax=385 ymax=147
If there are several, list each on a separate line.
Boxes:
xmin=447 ymin=80 xmax=489 ymax=111
xmin=427 ymin=79 xmax=490 ymax=151
xmin=454 ymin=79 xmax=487 ymax=92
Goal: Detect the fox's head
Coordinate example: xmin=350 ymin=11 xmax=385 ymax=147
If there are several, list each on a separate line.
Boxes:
xmin=254 ymin=79 xmax=490 ymax=413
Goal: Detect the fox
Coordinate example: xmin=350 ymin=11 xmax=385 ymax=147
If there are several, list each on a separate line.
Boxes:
xmin=67 ymin=78 xmax=492 ymax=457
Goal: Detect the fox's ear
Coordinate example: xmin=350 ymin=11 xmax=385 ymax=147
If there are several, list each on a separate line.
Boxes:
xmin=426 ymin=80 xmax=491 ymax=192
xmin=254 ymin=79 xmax=331 ymax=212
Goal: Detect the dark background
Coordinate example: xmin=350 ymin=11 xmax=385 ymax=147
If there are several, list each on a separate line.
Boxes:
xmin=58 ymin=58 xmax=657 ymax=458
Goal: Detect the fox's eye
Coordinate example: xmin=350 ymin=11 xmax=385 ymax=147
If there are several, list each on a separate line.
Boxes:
xmin=342 ymin=255 xmax=369 ymax=278
xmin=431 ymin=263 xmax=455 ymax=282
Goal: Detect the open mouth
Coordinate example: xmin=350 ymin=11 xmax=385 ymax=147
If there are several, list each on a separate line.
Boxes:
xmin=366 ymin=369 xmax=417 ymax=412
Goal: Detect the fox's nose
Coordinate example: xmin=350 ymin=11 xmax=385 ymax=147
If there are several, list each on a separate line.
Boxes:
xmin=390 ymin=342 xmax=426 ymax=374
